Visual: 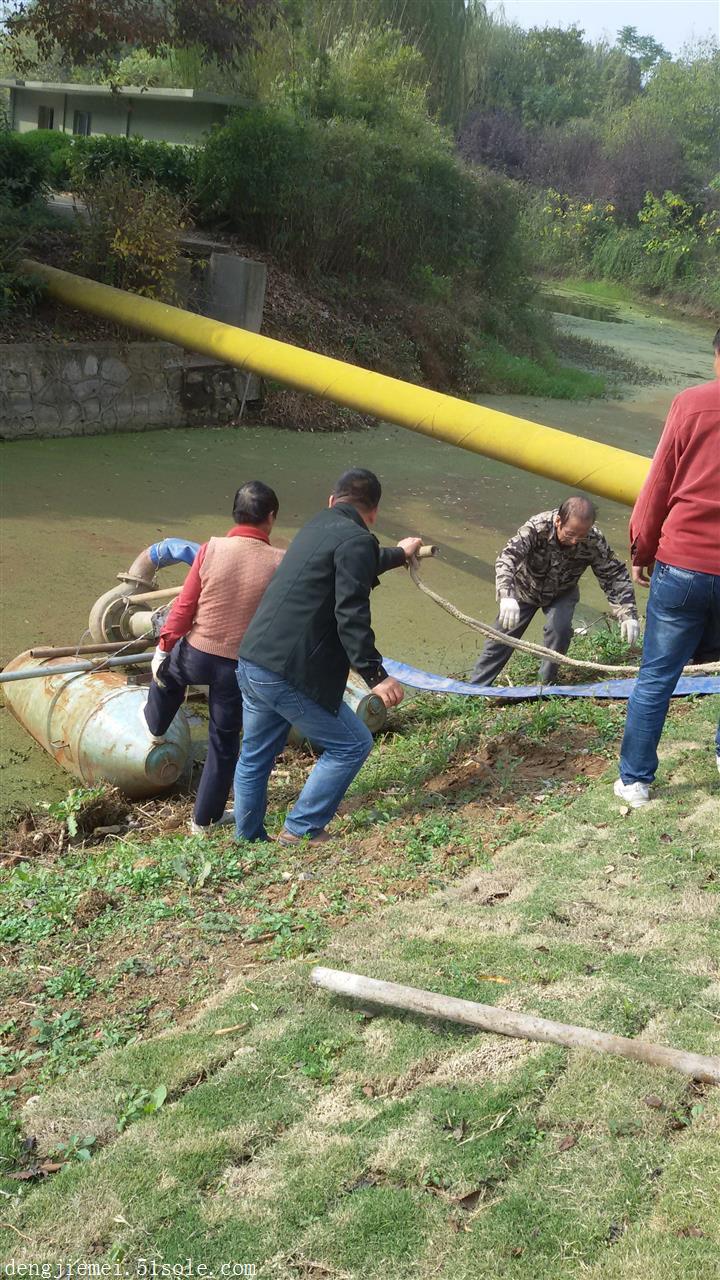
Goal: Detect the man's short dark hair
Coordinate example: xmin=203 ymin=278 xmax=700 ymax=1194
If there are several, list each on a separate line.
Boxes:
xmin=232 ymin=481 xmax=279 ymax=526
xmin=713 ymin=328 xmax=720 ymax=355
xmin=332 ymin=468 xmax=382 ymax=512
xmin=557 ymin=495 xmax=597 ymax=525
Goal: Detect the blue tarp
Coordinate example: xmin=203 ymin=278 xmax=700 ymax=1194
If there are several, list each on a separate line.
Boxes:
xmin=384 ymin=658 xmax=720 ymax=701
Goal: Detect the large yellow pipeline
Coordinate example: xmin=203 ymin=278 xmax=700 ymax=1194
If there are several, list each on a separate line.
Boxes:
xmin=24 ymin=260 xmax=650 ymax=506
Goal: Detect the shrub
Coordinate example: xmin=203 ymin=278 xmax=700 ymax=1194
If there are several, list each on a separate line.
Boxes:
xmin=76 ymin=170 xmax=187 ymax=300
xmin=521 ymin=187 xmax=616 ymax=274
xmin=0 ymin=201 xmax=46 ymax=318
xmin=0 ymin=131 xmax=50 ymax=204
xmin=198 ymin=105 xmax=527 ymax=297
xmin=69 ymin=135 xmax=200 ymax=199
xmin=16 ymin=129 xmax=74 ymax=189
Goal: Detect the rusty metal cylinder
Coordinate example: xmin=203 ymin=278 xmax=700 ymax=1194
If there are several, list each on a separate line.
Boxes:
xmin=343 ymin=676 xmax=387 ymax=734
xmin=2 ymin=652 xmax=192 ymax=799
xmin=287 ymin=676 xmax=387 ymax=747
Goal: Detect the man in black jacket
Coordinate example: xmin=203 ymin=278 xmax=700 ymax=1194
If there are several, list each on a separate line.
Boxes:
xmin=234 ymin=469 xmax=422 ymax=843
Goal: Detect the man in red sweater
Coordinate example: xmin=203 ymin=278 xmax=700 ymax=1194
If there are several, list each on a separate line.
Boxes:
xmin=614 ymin=331 xmax=720 ymax=807
xmin=143 ymin=481 xmax=284 ymax=833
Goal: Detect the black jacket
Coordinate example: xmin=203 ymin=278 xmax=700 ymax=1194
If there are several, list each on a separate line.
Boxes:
xmin=239 ymin=504 xmax=406 ymax=713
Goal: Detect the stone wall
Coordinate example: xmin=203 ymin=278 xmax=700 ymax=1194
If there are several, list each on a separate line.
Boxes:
xmin=0 ymin=342 xmax=251 ymax=440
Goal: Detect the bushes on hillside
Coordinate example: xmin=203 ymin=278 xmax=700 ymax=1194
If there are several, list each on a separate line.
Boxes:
xmin=1 ymin=130 xmax=198 ymax=198
xmin=69 ymin=135 xmax=199 ymax=198
xmin=0 ymin=131 xmax=51 ymax=203
xmin=75 ymin=169 xmax=187 ymax=300
xmin=198 ymin=104 xmax=525 ymax=297
xmin=14 ymin=128 xmax=73 ymax=189
xmin=0 ymin=200 xmax=47 ymax=317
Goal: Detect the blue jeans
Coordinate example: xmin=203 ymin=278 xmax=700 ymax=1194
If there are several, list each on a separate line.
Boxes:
xmin=233 ymin=660 xmax=373 ymax=840
xmin=620 ymin=562 xmax=720 ymax=785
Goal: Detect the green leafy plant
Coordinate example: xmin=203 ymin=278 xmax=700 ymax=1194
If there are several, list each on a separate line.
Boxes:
xmin=198 ymin=102 xmax=526 ymax=296
xmin=76 ymin=169 xmax=187 ymax=301
xmin=30 ymin=1009 xmax=84 ymax=1048
xmin=48 ymin=785 xmax=107 ymax=838
xmin=0 ymin=1046 xmax=43 ymax=1077
xmin=171 ymin=854 xmax=213 ymax=889
xmin=42 ymin=965 xmax=97 ymax=1001
xmin=15 ymin=128 xmax=74 ymax=189
xmin=115 ymin=1083 xmax=168 ymax=1132
xmin=50 ymin=1133 xmax=97 ymax=1163
xmin=297 ymin=1038 xmax=344 ymax=1085
xmin=69 ymin=134 xmax=199 ymax=199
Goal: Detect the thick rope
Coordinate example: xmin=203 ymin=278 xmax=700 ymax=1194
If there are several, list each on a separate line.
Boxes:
xmin=408 ymin=563 xmax=720 ymax=678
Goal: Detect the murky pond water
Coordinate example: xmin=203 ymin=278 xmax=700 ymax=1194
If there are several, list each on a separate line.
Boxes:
xmin=540 ymin=291 xmax=625 ymax=323
xmin=1 ymin=288 xmax=715 ymax=812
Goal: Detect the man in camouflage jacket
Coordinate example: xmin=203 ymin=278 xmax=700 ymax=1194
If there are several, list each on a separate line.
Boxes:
xmin=470 ymin=496 xmax=639 ymax=686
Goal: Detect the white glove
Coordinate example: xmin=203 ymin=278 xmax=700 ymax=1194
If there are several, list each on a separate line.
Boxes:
xmin=498 ymin=597 xmax=520 ymax=631
xmin=151 ymin=646 xmax=167 ymax=681
xmin=621 ymin=618 xmax=640 ymax=646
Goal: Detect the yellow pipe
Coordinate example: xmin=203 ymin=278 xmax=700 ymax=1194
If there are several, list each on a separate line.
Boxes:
xmin=24 ymin=260 xmax=650 ymax=506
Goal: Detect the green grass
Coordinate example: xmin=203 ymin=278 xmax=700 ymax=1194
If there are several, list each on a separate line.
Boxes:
xmin=467 ymin=335 xmax=607 ymax=400
xmin=0 ymin=695 xmax=718 ymax=1277
xmin=552 ymin=278 xmax=638 ymax=306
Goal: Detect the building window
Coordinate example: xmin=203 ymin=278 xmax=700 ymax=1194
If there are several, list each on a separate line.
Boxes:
xmin=37 ymin=105 xmax=54 ymax=129
xmin=72 ymin=110 xmax=91 ymax=137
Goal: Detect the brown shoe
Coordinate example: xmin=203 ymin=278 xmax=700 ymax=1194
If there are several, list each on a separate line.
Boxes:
xmin=275 ymin=827 xmax=332 ymax=846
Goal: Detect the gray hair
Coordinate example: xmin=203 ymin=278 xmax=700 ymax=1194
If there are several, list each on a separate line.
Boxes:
xmin=557 ymin=495 xmax=597 ymax=525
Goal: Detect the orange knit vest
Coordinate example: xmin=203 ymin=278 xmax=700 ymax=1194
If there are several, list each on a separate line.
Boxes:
xmin=187 ymin=536 xmax=284 ymax=660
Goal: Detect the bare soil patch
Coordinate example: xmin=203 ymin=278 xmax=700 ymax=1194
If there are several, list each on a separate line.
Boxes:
xmin=424 ymin=727 xmax=606 ymax=802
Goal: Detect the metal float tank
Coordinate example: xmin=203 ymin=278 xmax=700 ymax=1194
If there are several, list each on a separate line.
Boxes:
xmin=2 ymin=651 xmax=192 ymax=799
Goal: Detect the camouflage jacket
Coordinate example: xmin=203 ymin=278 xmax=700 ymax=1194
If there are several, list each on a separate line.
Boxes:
xmin=495 ymin=510 xmax=638 ymax=619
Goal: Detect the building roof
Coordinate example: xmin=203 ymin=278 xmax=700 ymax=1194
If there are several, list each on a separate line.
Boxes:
xmin=0 ymin=79 xmax=249 ymax=107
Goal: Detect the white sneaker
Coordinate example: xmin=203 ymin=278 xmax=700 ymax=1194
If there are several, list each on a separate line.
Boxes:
xmin=716 ymin=753 xmax=720 ymax=777
xmin=139 ymin=703 xmax=165 ymax=745
xmin=613 ymin=778 xmax=650 ymax=808
xmin=189 ymin=811 xmax=234 ymax=836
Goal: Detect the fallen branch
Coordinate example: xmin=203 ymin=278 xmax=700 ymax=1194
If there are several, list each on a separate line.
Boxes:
xmin=310 ymin=967 xmax=720 ymax=1085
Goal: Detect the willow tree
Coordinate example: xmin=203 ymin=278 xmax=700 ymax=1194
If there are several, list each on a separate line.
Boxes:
xmin=296 ymin=0 xmax=488 ymax=126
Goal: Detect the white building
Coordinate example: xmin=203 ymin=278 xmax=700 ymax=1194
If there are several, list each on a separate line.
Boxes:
xmin=1 ymin=79 xmax=245 ymax=144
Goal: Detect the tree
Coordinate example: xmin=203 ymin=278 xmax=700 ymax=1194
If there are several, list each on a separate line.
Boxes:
xmin=519 ymin=25 xmax=597 ymax=126
xmin=617 ymin=25 xmax=670 ymax=80
xmin=289 ymin=0 xmax=489 ymax=127
xmin=1 ymin=0 xmax=276 ymax=76
xmin=640 ymin=40 xmax=720 ymax=180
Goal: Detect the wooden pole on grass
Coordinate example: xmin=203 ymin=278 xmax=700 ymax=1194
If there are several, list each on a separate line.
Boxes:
xmin=310 ymin=967 xmax=720 ymax=1085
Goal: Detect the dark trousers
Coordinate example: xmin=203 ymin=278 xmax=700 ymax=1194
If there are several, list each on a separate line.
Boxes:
xmin=470 ymin=588 xmax=579 ymax=687
xmin=145 ymin=639 xmax=243 ymax=826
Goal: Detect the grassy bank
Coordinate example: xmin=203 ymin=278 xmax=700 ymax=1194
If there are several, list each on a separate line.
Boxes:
xmin=1 ymin=691 xmax=718 ymax=1275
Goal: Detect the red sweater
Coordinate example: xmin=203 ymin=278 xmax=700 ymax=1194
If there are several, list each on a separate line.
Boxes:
xmin=159 ymin=526 xmax=284 ymax=658
xmin=630 ymin=379 xmax=720 ymax=575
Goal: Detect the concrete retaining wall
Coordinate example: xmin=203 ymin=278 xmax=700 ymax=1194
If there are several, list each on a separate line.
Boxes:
xmin=0 ymin=343 xmax=181 ymax=439
xmin=1 ymin=253 xmax=268 ymax=440
xmin=0 ymin=342 xmax=250 ymax=440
